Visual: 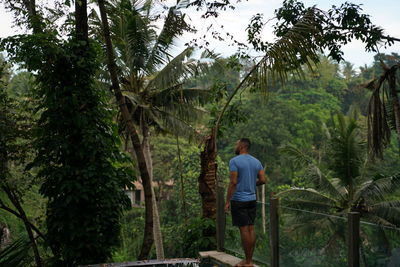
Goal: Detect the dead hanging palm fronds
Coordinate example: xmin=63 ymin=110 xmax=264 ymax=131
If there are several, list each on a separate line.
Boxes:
xmin=366 ymin=63 xmax=400 ymax=159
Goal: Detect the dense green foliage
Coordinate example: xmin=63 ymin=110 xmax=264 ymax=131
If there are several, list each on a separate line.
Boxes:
xmin=0 ymin=58 xmax=46 ymax=266
xmin=279 ymin=111 xmax=400 ymax=240
xmin=33 ymin=40 xmax=132 ymax=265
xmin=2 ymin=41 xmax=399 ymax=265
xmin=220 ymin=56 xmax=400 ymax=266
xmin=219 ymin=56 xmax=399 ymax=189
xmin=1 ymin=0 xmax=399 ymax=265
xmin=2 ymin=34 xmax=133 ymax=264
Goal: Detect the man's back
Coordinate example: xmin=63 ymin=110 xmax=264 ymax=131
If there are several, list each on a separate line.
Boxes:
xmin=229 ymin=154 xmax=263 ymax=202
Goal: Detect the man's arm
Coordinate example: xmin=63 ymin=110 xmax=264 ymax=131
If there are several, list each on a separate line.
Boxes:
xmin=256 ymin=169 xmax=266 ymax=186
xmin=224 ymin=171 xmax=238 ymax=212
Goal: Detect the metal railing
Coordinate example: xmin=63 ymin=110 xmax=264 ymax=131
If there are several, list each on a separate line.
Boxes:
xmin=217 ymin=195 xmax=400 ymax=267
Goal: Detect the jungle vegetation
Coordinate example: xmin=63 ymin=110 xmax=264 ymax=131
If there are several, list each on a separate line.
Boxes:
xmin=0 ymin=0 xmax=399 ymax=266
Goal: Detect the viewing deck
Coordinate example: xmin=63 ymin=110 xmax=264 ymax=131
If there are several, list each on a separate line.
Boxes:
xmin=200 ymin=251 xmax=260 ymax=267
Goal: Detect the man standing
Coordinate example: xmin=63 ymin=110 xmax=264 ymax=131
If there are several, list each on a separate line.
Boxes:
xmin=225 ymin=138 xmax=266 ymax=267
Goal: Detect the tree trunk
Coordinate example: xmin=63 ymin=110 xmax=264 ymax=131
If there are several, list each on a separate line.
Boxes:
xmin=2 ymin=185 xmax=42 ymax=267
xmin=0 ymin=200 xmax=44 ymax=239
xmin=142 ymin=131 xmax=164 ymax=259
xmin=198 ymin=133 xmax=217 ymax=219
xmin=176 ymin=136 xmax=187 ymax=221
xmin=2 ymin=132 xmax=42 ymax=267
xmin=21 ymin=0 xmax=41 ymax=33
xmin=97 ymin=0 xmax=154 ymax=259
xmin=130 ymin=131 xmax=154 ymax=260
xmin=75 ymin=0 xmax=88 ymax=41
xmin=1 ymin=3 xmax=44 ymax=263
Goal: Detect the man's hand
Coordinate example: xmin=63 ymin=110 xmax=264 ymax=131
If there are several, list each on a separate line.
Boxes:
xmin=256 ymin=169 xmax=266 ymax=186
xmin=224 ymin=202 xmax=230 ymax=213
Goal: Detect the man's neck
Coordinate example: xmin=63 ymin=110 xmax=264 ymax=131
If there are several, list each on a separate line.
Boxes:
xmin=239 ymin=151 xmax=249 ymax=155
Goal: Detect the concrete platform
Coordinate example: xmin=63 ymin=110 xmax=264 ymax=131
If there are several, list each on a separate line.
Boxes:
xmin=80 ymin=258 xmax=200 ymax=267
xmin=199 ymin=251 xmax=259 ymax=267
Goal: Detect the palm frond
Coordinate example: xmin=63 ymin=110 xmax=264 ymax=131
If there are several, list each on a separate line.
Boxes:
xmin=307 ymin=166 xmax=347 ymax=201
xmin=155 ymin=101 xmax=206 ymax=126
xmin=145 ymin=7 xmax=192 ymax=72
xmin=121 ymin=92 xmax=140 ymax=113
xmin=279 ymin=144 xmax=313 ymax=167
xmin=329 ymin=113 xmax=364 ymax=186
xmin=372 ymin=200 xmax=400 ymax=209
xmin=150 ymin=85 xmax=210 ymax=107
xmin=123 ymin=4 xmax=153 ymax=73
xmin=283 ymin=212 xmax=342 ymax=238
xmin=355 ymin=174 xmax=400 ymax=202
xmin=239 ymin=9 xmax=322 ymax=94
xmin=146 ymin=47 xmax=195 ymax=91
xmin=151 ymin=108 xmax=203 ymax=142
xmin=280 ymin=145 xmax=346 ymax=200
xmin=363 ymin=210 xmax=400 ymax=228
xmin=282 ymin=199 xmax=337 ymax=213
xmin=106 ymin=0 xmax=156 ymax=74
xmin=277 ymin=188 xmax=339 ymax=208
xmin=0 ymin=238 xmax=32 ymax=267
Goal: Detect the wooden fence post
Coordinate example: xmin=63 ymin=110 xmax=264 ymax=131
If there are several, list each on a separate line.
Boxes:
xmin=261 ymin=184 xmax=266 ymax=234
xmin=348 ymin=212 xmax=360 ymax=267
xmin=216 ymin=184 xmax=226 ymax=251
xmin=270 ymin=195 xmax=279 ymax=267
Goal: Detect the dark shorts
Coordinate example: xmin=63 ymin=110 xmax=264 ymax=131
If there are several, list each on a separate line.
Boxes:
xmin=231 ymin=200 xmax=257 ymax=227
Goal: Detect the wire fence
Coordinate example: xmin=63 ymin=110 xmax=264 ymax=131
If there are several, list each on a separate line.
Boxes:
xmin=223 ymin=200 xmax=400 ymax=267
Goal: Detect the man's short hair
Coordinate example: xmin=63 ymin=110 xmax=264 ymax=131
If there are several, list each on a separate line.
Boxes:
xmin=239 ymin=138 xmax=251 ymax=150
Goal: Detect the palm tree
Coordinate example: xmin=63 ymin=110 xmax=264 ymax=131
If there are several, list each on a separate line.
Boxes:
xmin=93 ymin=0 xmax=212 ymax=259
xmin=198 ymin=7 xmax=324 ymax=224
xmin=278 ymin=112 xmax=400 ymax=258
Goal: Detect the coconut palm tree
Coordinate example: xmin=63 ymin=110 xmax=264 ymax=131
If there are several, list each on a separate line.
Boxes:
xmin=93 ymin=0 xmax=213 ymax=259
xmin=198 ymin=7 xmax=325 ymax=222
xmin=278 ymin=112 xmax=400 ymax=258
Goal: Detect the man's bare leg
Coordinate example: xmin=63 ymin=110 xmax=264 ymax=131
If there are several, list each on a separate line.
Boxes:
xmin=238 ymin=225 xmax=254 ymax=266
xmin=249 ymin=225 xmax=256 ymax=258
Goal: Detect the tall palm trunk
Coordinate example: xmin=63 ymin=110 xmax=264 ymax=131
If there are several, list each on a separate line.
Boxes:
xmin=198 ymin=133 xmax=217 ymax=219
xmin=130 ymin=132 xmax=154 ymax=260
xmin=97 ymin=0 xmax=154 ymax=259
xmin=176 ymin=136 xmax=187 ymax=221
xmin=142 ymin=130 xmax=164 ymax=259
xmin=198 ymin=133 xmax=217 ymax=247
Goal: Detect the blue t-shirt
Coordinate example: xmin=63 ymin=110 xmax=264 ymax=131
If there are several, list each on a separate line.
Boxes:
xmin=229 ymin=154 xmax=263 ymax=202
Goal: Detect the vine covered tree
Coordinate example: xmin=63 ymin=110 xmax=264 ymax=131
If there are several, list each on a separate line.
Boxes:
xmin=2 ymin=0 xmax=132 ymax=264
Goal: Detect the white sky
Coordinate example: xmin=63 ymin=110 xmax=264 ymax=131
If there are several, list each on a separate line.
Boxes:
xmin=1 ymin=0 xmax=399 ymax=67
